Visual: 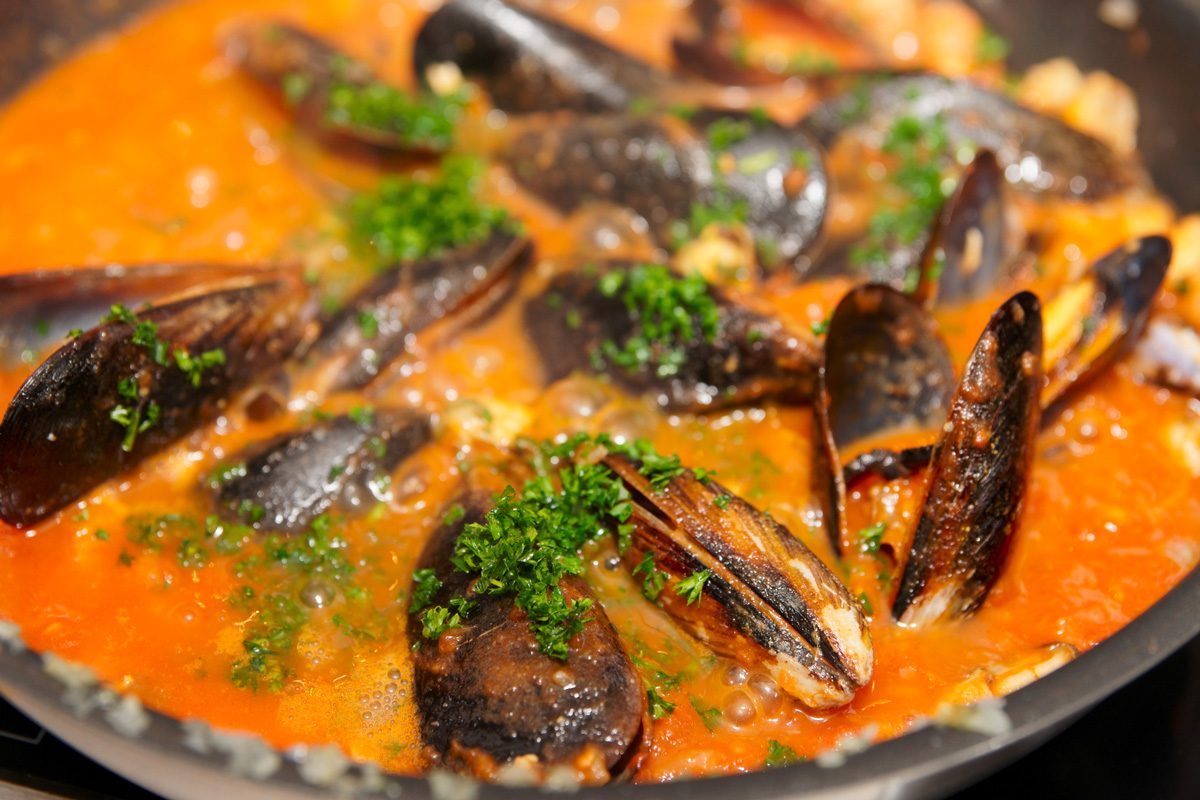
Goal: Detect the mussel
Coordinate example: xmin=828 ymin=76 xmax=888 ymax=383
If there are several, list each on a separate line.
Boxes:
xmin=0 ymin=267 xmax=315 ymax=527
xmin=306 ymin=228 xmax=531 ymax=393
xmin=413 ymin=0 xmax=673 ymax=115
xmin=604 ymin=453 xmax=872 ymax=709
xmin=502 ymin=109 xmax=827 ymax=273
xmin=812 ymin=284 xmax=955 ymax=554
xmin=226 ymin=21 xmax=466 ymax=153
xmin=523 ymin=261 xmax=820 ymax=411
xmin=893 ymin=292 xmax=1043 ymax=625
xmin=409 ymin=495 xmax=646 ymax=785
xmin=213 ymin=408 xmax=432 ymax=533
xmin=802 ymin=75 xmax=1142 ymax=200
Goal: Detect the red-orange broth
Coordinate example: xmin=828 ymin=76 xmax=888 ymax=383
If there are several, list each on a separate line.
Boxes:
xmin=1 ymin=0 xmax=1198 ymax=785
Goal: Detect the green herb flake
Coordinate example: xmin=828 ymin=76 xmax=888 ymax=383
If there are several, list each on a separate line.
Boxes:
xmin=858 ymin=522 xmax=887 ymax=554
xmin=706 ymin=116 xmax=753 ymax=152
xmin=647 ymin=687 xmax=676 ymax=720
xmin=858 ymin=591 xmax=874 ymax=616
xmin=594 ymin=264 xmax=721 ymax=378
xmin=689 ymin=695 xmax=722 ymax=732
xmin=675 ymin=569 xmax=712 ymax=605
xmin=765 ymin=739 xmax=801 ymax=767
xmin=713 ymin=494 xmax=731 ymax=510
xmin=632 ymin=551 xmax=668 ymax=602
xmin=409 ymin=568 xmax=443 ymax=615
xmin=976 ymin=29 xmax=1011 ymax=64
xmin=346 ymin=156 xmax=509 ymax=266
xmin=325 ymin=74 xmax=467 ymax=151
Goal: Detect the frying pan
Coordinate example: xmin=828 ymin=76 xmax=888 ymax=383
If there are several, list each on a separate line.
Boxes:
xmin=1 ymin=1 xmax=1198 ymax=798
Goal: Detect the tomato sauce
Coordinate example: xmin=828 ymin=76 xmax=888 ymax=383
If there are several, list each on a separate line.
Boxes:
xmin=0 ymin=0 xmax=1198 ymax=783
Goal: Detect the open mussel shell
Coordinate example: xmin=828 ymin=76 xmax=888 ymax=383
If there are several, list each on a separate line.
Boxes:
xmin=503 ymin=109 xmax=827 ymax=274
xmin=893 ymin=291 xmax=1044 ymax=627
xmin=523 ymin=261 xmax=820 ymax=412
xmin=226 ymin=21 xmax=454 ymax=153
xmin=413 ymin=0 xmax=669 ymax=114
xmin=605 ymin=454 xmax=872 ymax=709
xmin=0 ymin=270 xmax=315 ymax=527
xmin=802 ymin=75 xmax=1141 ymax=200
xmin=813 ymin=284 xmax=954 ymax=552
xmin=213 ymin=408 xmax=432 ymax=534
xmin=409 ymin=496 xmax=646 ymax=785
xmin=913 ymin=150 xmax=1013 ymax=307
xmin=1042 ymin=235 xmax=1172 ymax=411
xmin=309 ymin=228 xmax=531 ymax=393
xmin=0 ymin=263 xmax=266 ymax=369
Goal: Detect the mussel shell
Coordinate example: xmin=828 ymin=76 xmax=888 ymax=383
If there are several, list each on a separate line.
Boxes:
xmin=1042 ymin=235 xmax=1172 ymax=411
xmin=523 ymin=262 xmax=820 ymax=411
xmin=802 ymin=75 xmax=1140 ymax=200
xmin=311 ymin=228 xmax=531 ymax=392
xmin=225 ymin=21 xmax=451 ymax=152
xmin=503 ymin=110 xmax=827 ymax=272
xmin=814 ymin=284 xmax=954 ymax=552
xmin=914 ymin=150 xmax=1013 ymax=306
xmin=409 ymin=496 xmax=646 ymax=783
xmin=893 ymin=291 xmax=1044 ymax=626
xmin=0 ymin=273 xmax=313 ymax=527
xmin=413 ymin=0 xmax=669 ymax=114
xmin=214 ymin=408 xmax=432 ymax=534
xmin=0 ymin=263 xmax=268 ymax=369
xmin=607 ymin=455 xmax=872 ymax=709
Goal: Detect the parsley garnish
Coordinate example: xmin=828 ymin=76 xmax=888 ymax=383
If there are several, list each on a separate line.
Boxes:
xmin=675 ymin=569 xmax=712 ymax=605
xmin=858 ymin=522 xmax=887 ymax=554
xmin=689 ymin=695 xmax=722 ymax=732
xmin=415 ymin=434 xmax=714 ymax=660
xmin=858 ymin=591 xmax=875 ymax=616
xmin=409 ymin=568 xmax=442 ymax=615
xmin=976 ymin=29 xmax=1011 ymax=64
xmin=706 ymin=116 xmax=752 ymax=151
xmin=647 ymin=687 xmax=676 ymax=719
xmin=110 ymin=376 xmax=161 ymax=453
xmin=594 ymin=264 xmax=721 ymax=378
xmin=765 ymin=739 xmax=801 ymax=767
xmin=632 ymin=551 xmax=668 ymax=601
xmin=323 ymin=72 xmax=467 ymax=151
xmin=346 ymin=156 xmax=510 ymax=266
xmin=713 ymin=493 xmax=731 ymax=510
xmin=851 ymin=114 xmax=957 ymax=283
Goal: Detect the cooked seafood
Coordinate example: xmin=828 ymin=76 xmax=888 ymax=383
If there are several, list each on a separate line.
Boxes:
xmin=1 ymin=0 xmax=1198 ymax=791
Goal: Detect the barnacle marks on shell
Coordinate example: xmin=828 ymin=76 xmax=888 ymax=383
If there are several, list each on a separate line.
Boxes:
xmin=813 ymin=284 xmax=954 ymax=553
xmin=802 ymin=75 xmax=1142 ymax=200
xmin=413 ymin=0 xmax=671 ymax=114
xmin=604 ymin=455 xmax=873 ymax=709
xmin=522 ymin=262 xmax=820 ymax=412
xmin=409 ymin=497 xmax=647 ymax=786
xmin=0 ymin=268 xmax=315 ymax=527
xmin=892 ymin=291 xmax=1044 ymax=626
xmin=213 ymin=408 xmax=432 ymax=534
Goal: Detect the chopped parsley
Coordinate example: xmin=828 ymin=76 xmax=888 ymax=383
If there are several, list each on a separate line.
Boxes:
xmin=230 ymin=593 xmax=307 ymax=692
xmin=706 ymin=116 xmax=753 ymax=152
xmin=415 ymin=434 xmax=713 ymax=660
xmin=712 ymin=493 xmax=731 ymax=510
xmin=675 ymin=569 xmax=712 ymax=605
xmin=593 ymin=264 xmax=721 ymax=378
xmin=647 ymin=687 xmax=676 ymax=719
xmin=101 ymin=304 xmax=225 ymax=449
xmin=689 ymin=695 xmax=722 ymax=732
xmin=346 ymin=156 xmax=510 ymax=266
xmin=851 ymin=113 xmax=957 ymax=283
xmin=632 ymin=551 xmax=669 ymax=601
xmin=976 ymin=29 xmax=1011 ymax=64
xmin=858 ymin=591 xmax=875 ymax=616
xmin=309 ymin=63 xmax=468 ymax=151
xmin=110 ymin=376 xmax=161 ymax=453
xmin=858 ymin=522 xmax=887 ymax=554
xmin=765 ymin=739 xmax=801 ymax=767
xmin=409 ymin=567 xmax=442 ymax=615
